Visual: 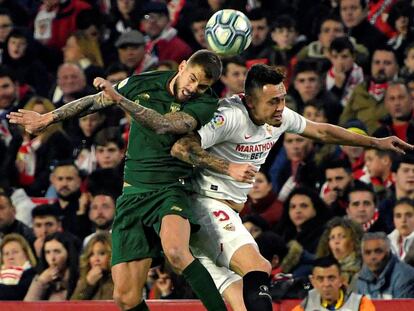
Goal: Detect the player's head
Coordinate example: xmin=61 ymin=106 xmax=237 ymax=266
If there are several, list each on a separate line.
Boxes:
xmin=173 ymin=49 xmax=222 ymax=102
xmin=244 ymin=64 xmax=286 ymax=127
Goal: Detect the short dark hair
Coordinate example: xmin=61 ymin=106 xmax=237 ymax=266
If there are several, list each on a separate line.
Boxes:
xmin=0 ymin=190 xmax=13 ymax=207
xmin=293 ymin=59 xmax=320 ymax=78
xmin=221 ymin=56 xmax=246 ymax=76
xmin=392 ymin=153 xmax=414 ymax=172
xmin=94 ymin=127 xmax=125 ymax=149
xmin=187 ymin=49 xmax=222 ymax=81
xmin=50 ymin=159 xmax=79 ymax=175
xmin=372 ymin=45 xmax=398 ymax=65
xmin=0 ymin=65 xmax=16 ymax=81
xmin=246 ymin=8 xmax=267 ymax=23
xmin=393 ymin=198 xmax=414 ymax=212
xmin=323 ymin=158 xmax=352 ymax=174
xmin=7 ymin=28 xmax=27 ymax=41
xmin=330 ymin=36 xmax=355 ymax=54
xmin=32 ymin=204 xmax=61 ymax=220
xmin=316 ymin=14 xmax=343 ymax=38
xmin=190 ymin=8 xmax=211 ymax=25
xmin=312 ymin=256 xmax=341 ymax=273
xmin=348 ymin=182 xmax=377 ymax=205
xmin=339 ymin=0 xmax=367 ymax=9
xmin=105 ymin=63 xmax=129 ymax=78
xmin=245 ymin=64 xmax=285 ymax=97
xmin=270 ymin=14 xmax=297 ymax=32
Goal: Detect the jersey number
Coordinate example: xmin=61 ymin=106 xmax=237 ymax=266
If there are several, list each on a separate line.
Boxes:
xmin=213 ymin=210 xmax=230 ymax=221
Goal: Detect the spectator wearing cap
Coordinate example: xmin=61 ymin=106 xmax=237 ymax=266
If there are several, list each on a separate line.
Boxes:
xmin=373 ymin=81 xmax=414 ymax=144
xmin=378 ymin=153 xmax=414 ymax=231
xmin=141 ymin=1 xmax=192 ymax=64
xmin=113 ymin=30 xmax=158 ymax=75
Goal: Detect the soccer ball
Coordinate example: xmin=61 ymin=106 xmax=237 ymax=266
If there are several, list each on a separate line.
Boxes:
xmin=205 ymin=9 xmax=252 ymax=56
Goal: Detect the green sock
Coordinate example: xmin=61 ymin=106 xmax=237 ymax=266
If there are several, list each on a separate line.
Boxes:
xmin=182 ymin=259 xmax=227 ymax=311
xmin=126 ymin=300 xmax=149 ymax=311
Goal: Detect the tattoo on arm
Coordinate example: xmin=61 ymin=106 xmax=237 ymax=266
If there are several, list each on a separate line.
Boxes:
xmin=117 ymin=97 xmax=197 ymax=134
xmin=172 ymin=134 xmax=230 ymax=175
xmin=52 ymin=93 xmax=114 ymax=122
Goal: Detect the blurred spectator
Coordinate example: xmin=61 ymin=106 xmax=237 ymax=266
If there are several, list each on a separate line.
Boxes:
xmin=289 ymin=59 xmax=343 ymax=125
xmin=52 ymin=62 xmax=95 ymax=107
xmin=113 ymin=30 xmax=158 ymax=75
xmin=241 ymin=8 xmax=273 ymax=66
xmin=379 ymin=153 xmax=414 ymax=230
xmin=316 ymin=217 xmax=363 ymax=286
xmin=388 ymin=198 xmax=414 ymax=261
xmin=24 ymin=232 xmax=79 ymax=301
xmin=72 ymin=112 xmax=106 ymax=174
xmin=49 ymin=161 xmax=91 ymax=239
xmin=0 ymin=190 xmax=35 ymax=246
xmin=0 ymin=233 xmax=37 ymax=300
xmin=15 ymin=97 xmax=73 ymax=196
xmin=241 ymin=170 xmax=283 ymax=227
xmin=357 ymin=232 xmax=414 ymax=298
xmin=62 ymin=31 xmax=105 ymax=85
xmin=256 ymin=231 xmax=314 ymax=283
xmin=189 ymin=9 xmax=210 ymax=50
xmin=326 ymin=36 xmax=364 ymax=107
xmin=363 ymin=148 xmax=394 ymax=201
xmin=272 ymin=133 xmax=317 ymax=198
xmin=387 ymin=0 xmax=414 ymax=64
xmin=71 ymin=232 xmax=113 ymax=300
xmin=275 ymin=187 xmax=332 ymax=253
xmin=219 ymin=56 xmax=247 ymax=98
xmin=0 ymin=9 xmax=13 ymax=62
xmin=83 ymin=192 xmax=115 ymax=247
xmin=339 ymin=47 xmax=399 ymax=134
xmin=373 ymin=81 xmax=414 ymax=144
xmin=33 ymin=0 xmax=91 ymax=51
xmin=301 ymin=100 xmax=328 ymax=123
xmin=141 ymin=1 xmax=192 ymax=63
xmin=107 ymin=0 xmax=142 ymax=46
xmin=2 ymin=28 xmax=49 ymax=96
xmin=105 ymin=63 xmax=129 ymax=85
xmin=31 ymin=204 xmax=81 ymax=259
xmin=94 ymin=126 xmax=125 ymax=171
xmin=321 ymin=158 xmax=358 ymax=216
xmin=242 ymin=214 xmax=269 ymax=239
xmin=269 ymin=14 xmax=306 ymax=71
xmin=346 ymin=183 xmax=390 ymax=233
xmin=400 ymin=43 xmax=414 ymax=80
xmin=339 ymin=0 xmax=387 ymax=53
xmin=293 ymin=256 xmax=375 ymax=311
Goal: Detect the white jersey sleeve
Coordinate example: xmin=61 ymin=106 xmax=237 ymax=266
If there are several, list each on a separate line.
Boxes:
xmin=197 ymin=102 xmax=241 ymax=149
xmin=282 ymin=107 xmax=307 ymax=134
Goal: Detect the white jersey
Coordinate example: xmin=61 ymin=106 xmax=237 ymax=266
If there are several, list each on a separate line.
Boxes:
xmin=193 ymin=95 xmax=307 ymax=203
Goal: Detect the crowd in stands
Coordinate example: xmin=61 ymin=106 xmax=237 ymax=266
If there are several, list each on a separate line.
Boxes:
xmin=2 ymin=0 xmax=414 ymax=305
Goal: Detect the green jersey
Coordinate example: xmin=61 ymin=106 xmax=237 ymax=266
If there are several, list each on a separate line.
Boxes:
xmin=115 ymin=70 xmax=218 ymax=190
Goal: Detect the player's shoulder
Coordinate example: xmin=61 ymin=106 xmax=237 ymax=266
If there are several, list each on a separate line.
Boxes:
xmin=117 ymin=70 xmax=175 ymax=92
xmin=218 ymin=94 xmax=247 ymax=115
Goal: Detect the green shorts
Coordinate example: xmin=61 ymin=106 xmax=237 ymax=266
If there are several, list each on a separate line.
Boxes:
xmin=111 ymin=183 xmax=198 ymax=266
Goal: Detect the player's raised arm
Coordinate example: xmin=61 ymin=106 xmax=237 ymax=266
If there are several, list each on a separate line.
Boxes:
xmin=7 ymin=90 xmax=114 ymax=134
xmin=171 ymin=132 xmax=257 ymax=183
xmin=301 ymin=119 xmax=414 ymax=154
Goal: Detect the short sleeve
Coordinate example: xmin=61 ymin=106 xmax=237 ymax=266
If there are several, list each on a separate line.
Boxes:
xmin=114 ymin=76 xmax=136 ymax=98
xmin=198 ymin=106 xmax=240 ymax=149
xmin=182 ymin=95 xmax=218 ymax=129
xmin=283 ymin=107 xmax=307 ymax=134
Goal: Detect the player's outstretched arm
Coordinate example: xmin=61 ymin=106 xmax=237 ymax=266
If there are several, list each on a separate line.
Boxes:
xmin=171 ymin=132 xmax=257 ymax=183
xmin=301 ymin=120 xmax=414 ymax=154
xmin=7 ymin=91 xmax=114 ymax=134
xmin=94 ymin=77 xmax=198 ymax=134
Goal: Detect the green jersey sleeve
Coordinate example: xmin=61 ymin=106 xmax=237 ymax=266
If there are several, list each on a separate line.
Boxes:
xmin=182 ymin=93 xmax=219 ymax=129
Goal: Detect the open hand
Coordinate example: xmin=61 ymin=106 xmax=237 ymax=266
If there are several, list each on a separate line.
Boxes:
xmin=7 ymin=110 xmax=50 ymax=134
xmin=376 ymin=136 xmax=414 ymax=154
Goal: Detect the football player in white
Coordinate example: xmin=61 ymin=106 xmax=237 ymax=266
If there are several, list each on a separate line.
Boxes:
xmin=170 ymin=64 xmax=413 ymax=311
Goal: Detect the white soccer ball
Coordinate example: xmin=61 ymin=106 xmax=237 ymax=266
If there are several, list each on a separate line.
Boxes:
xmin=205 ymin=9 xmax=252 ymax=56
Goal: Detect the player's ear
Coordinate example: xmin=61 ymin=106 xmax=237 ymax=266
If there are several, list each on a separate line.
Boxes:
xmin=245 ymin=94 xmax=254 ymax=109
xmin=178 ymin=60 xmax=187 ymax=72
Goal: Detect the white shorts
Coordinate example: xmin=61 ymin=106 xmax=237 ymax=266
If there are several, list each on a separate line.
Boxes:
xmin=190 ymin=194 xmax=257 ymax=292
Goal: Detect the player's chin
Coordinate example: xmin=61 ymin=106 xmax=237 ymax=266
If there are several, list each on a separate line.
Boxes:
xmin=268 ymin=119 xmax=282 ymax=127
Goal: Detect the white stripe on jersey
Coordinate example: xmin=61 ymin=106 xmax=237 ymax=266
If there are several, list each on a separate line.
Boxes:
xmin=193 ymin=94 xmax=307 ymax=203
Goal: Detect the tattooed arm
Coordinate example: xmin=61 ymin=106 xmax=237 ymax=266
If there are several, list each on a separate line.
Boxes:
xmin=91 ymin=77 xmax=198 ymax=134
xmin=7 ymin=92 xmax=114 ymax=134
xmin=170 ymin=132 xmax=257 ymax=183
